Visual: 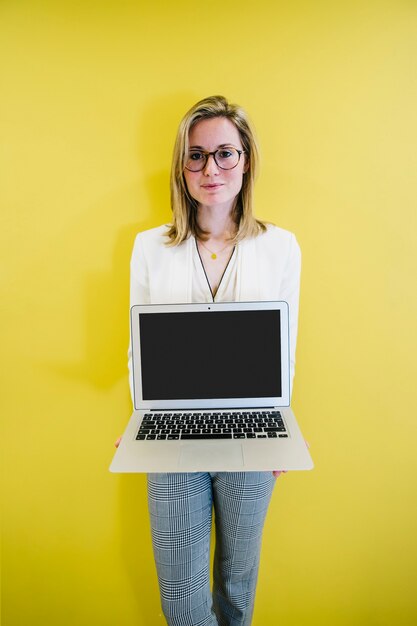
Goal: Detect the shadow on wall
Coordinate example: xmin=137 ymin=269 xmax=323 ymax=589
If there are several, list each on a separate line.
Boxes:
xmin=117 ymin=474 xmax=165 ymax=623
xmin=49 ymin=215 xmax=148 ymax=388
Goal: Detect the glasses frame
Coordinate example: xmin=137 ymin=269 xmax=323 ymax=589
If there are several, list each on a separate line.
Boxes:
xmin=184 ymin=147 xmax=245 ymax=172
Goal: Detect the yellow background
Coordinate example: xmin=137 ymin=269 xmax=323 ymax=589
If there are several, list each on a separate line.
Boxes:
xmin=1 ymin=1 xmax=416 ymax=624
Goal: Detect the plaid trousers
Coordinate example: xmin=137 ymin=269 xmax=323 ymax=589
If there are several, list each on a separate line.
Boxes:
xmin=147 ymin=472 xmax=275 ymax=626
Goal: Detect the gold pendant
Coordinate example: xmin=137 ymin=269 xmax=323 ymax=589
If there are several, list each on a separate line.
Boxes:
xmin=211 ymin=253 xmax=217 ymax=260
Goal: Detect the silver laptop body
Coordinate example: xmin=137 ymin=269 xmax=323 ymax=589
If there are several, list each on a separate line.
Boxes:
xmin=110 ymin=301 xmax=313 ymax=473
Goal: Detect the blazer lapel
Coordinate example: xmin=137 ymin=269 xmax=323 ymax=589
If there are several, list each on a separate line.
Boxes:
xmin=168 ymin=236 xmax=193 ymax=303
xmin=238 ymin=236 xmax=261 ymax=301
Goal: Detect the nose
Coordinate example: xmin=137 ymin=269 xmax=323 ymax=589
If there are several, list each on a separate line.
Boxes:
xmin=202 ymin=153 xmax=219 ymax=175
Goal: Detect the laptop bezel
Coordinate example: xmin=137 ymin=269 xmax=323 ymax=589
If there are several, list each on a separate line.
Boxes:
xmin=130 ymin=301 xmax=291 ymax=410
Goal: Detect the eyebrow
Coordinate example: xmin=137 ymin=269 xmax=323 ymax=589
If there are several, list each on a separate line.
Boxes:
xmin=189 ymin=143 xmax=239 ymax=150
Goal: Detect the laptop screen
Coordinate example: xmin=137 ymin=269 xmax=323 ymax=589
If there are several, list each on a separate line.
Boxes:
xmin=138 ymin=310 xmax=282 ymax=400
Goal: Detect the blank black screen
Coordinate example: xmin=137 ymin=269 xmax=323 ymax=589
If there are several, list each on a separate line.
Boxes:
xmin=138 ymin=310 xmax=282 ymax=400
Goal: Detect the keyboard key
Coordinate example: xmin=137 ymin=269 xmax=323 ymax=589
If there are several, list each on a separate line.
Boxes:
xmin=181 ymin=434 xmax=232 ymax=440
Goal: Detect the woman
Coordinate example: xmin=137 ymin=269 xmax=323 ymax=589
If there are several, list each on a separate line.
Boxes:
xmin=121 ymin=95 xmax=301 ymax=626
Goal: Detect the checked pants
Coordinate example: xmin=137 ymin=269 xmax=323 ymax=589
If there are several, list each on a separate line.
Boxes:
xmin=147 ymin=471 xmax=275 ymax=626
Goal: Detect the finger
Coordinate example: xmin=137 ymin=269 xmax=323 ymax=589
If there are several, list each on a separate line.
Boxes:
xmin=114 ymin=436 xmax=122 ymax=448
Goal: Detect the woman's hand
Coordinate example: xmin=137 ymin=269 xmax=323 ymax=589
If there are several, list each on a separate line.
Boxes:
xmin=114 ymin=436 xmax=122 ymax=448
xmin=272 ymin=470 xmax=288 ymax=478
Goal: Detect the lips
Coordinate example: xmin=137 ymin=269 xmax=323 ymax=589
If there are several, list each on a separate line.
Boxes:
xmin=201 ymin=184 xmax=223 ymax=189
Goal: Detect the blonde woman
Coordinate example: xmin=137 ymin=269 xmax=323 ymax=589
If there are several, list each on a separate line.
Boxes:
xmin=120 ymin=95 xmax=301 ymax=626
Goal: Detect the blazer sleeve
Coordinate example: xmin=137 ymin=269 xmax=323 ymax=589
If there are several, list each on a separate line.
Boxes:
xmin=280 ymin=233 xmax=302 ymax=397
xmin=127 ymin=233 xmax=151 ymax=403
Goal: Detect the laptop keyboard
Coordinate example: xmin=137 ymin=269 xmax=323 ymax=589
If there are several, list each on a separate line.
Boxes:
xmin=135 ymin=410 xmax=288 ymax=441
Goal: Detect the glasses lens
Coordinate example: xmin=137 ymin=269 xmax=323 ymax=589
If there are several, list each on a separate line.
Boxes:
xmin=214 ymin=148 xmax=240 ymax=170
xmin=185 ymin=151 xmax=206 ymax=171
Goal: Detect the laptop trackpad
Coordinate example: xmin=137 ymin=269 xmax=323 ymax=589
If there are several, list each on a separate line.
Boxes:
xmin=179 ymin=442 xmax=244 ymax=471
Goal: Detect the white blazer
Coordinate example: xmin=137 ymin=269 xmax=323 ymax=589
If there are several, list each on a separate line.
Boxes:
xmin=128 ymin=223 xmax=301 ymax=400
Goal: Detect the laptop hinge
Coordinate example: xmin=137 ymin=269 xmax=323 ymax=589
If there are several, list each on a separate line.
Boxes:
xmin=149 ymin=406 xmax=276 ymax=411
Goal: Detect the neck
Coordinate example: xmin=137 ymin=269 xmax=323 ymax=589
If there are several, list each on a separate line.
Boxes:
xmin=197 ymin=204 xmax=236 ymax=241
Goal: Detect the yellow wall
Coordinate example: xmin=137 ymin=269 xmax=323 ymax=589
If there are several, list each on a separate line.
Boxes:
xmin=1 ymin=1 xmax=416 ymax=624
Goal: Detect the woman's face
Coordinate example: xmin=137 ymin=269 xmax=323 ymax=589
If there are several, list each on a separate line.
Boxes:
xmin=183 ymin=117 xmax=247 ymax=213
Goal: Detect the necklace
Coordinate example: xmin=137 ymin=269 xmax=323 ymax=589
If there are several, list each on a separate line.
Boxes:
xmin=198 ymin=239 xmax=233 ymax=260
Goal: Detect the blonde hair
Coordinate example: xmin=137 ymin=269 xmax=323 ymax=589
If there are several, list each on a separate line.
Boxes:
xmin=166 ymin=95 xmax=266 ymax=245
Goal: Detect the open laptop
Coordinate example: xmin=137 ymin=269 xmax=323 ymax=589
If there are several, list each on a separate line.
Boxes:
xmin=110 ymin=301 xmax=313 ymax=472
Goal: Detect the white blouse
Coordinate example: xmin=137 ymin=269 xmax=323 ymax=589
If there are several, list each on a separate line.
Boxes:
xmin=192 ymin=238 xmax=238 ymax=303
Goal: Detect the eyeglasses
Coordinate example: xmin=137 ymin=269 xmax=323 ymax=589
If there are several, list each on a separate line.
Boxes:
xmin=185 ymin=147 xmax=244 ymax=172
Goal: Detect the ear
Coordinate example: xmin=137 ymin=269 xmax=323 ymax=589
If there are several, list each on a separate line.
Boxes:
xmin=243 ymin=158 xmax=250 ymax=174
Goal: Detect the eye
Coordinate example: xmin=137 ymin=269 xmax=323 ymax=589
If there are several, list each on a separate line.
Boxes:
xmin=217 ymin=149 xmax=234 ymax=159
xmin=189 ymin=151 xmax=204 ymax=161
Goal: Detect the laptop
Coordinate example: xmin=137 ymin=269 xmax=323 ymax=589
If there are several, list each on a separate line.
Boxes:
xmin=110 ymin=301 xmax=313 ymax=472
